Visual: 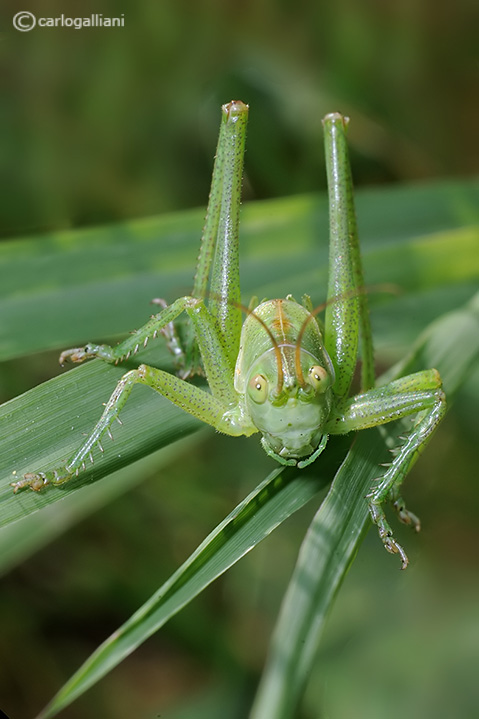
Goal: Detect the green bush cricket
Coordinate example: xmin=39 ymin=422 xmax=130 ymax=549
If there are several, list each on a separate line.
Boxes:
xmin=12 ymin=101 xmax=446 ymax=569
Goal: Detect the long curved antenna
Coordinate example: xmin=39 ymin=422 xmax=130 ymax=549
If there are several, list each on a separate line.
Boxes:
xmin=235 ymin=300 xmax=285 ymax=396
xmin=207 ymin=292 xmax=284 ymax=395
xmin=294 ymin=284 xmax=399 ymax=387
xmin=294 ymin=300 xmax=329 ymax=388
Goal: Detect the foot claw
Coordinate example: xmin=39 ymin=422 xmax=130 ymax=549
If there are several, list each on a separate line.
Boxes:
xmin=10 ymin=468 xmax=72 ymax=493
xmin=11 ymin=472 xmax=48 ymax=493
xmin=379 ymin=528 xmax=410 ymax=570
xmin=59 ymin=346 xmax=94 ymax=365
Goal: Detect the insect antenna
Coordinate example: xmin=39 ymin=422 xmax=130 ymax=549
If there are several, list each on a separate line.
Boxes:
xmin=207 ymin=291 xmax=284 ymax=394
xmin=294 ymin=283 xmax=399 ymax=387
xmin=231 ymin=299 xmax=285 ymax=395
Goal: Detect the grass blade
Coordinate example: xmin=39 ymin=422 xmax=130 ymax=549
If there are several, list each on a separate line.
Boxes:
xmin=35 ymin=442 xmax=349 ymax=719
xmin=249 ymin=291 xmax=479 ymax=718
xmin=250 ymin=429 xmax=383 ymax=719
xmin=0 ymin=348 xmax=200 ymax=528
xmin=0 ymin=434 xmax=203 ymax=576
xmin=1 ymin=179 xmax=477 ymax=361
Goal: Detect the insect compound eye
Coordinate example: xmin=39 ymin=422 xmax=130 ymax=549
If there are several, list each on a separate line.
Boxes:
xmin=247 ymin=374 xmax=269 ymax=404
xmin=307 ymin=365 xmax=330 ymax=392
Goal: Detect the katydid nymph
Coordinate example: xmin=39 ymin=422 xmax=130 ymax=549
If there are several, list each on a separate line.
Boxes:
xmin=13 ymin=101 xmax=446 ymax=569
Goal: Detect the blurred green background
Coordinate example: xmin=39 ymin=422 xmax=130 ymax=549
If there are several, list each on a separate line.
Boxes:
xmin=1 ymin=1 xmax=478 ymax=718
xmin=2 ymin=0 xmax=478 ymax=238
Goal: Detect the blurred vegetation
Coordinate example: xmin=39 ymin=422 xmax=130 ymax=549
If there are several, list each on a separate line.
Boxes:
xmin=2 ymin=0 xmax=478 ymax=237
xmin=1 ymin=1 xmax=478 ymax=718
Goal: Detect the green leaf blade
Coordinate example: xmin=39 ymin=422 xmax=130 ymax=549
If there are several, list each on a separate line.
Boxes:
xmin=250 ymin=430 xmax=381 ymax=719
xmin=0 ymin=354 xmax=201 ymax=528
xmin=249 ymin=291 xmax=479 ymax=719
xmin=35 ymin=450 xmax=349 ymax=719
xmin=1 ymin=179 xmax=477 ymax=361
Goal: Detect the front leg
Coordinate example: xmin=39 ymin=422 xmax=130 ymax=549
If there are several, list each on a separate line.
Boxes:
xmin=12 ymin=362 xmax=257 ymax=493
xmin=59 ymin=295 xmax=195 ymax=365
xmin=13 ymin=298 xmax=257 ymax=493
xmin=327 ymin=369 xmax=446 ymax=568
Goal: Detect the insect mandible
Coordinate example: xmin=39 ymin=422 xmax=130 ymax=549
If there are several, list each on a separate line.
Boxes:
xmin=12 ymin=101 xmax=446 ymax=569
